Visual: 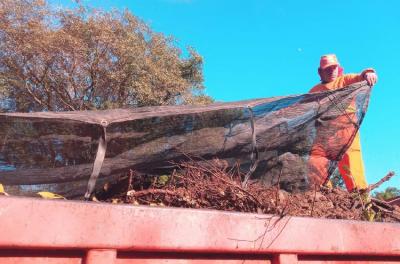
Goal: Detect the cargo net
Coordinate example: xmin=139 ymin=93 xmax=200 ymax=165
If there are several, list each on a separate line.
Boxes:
xmin=0 ymin=82 xmax=371 ymax=199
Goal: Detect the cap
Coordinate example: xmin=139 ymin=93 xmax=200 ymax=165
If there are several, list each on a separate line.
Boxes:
xmin=319 ymin=54 xmax=340 ymax=69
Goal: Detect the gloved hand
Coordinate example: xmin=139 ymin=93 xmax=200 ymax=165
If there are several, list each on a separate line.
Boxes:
xmin=363 ymin=72 xmax=378 ymax=86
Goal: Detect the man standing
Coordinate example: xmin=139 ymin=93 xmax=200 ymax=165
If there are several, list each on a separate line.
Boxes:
xmin=309 ymin=54 xmax=378 ymax=191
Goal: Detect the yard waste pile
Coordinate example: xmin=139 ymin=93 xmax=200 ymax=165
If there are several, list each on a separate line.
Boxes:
xmin=96 ymin=159 xmax=400 ymax=223
xmin=0 ymin=81 xmax=372 ymax=199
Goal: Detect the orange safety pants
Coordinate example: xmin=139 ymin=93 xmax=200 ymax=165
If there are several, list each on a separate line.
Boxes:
xmin=308 ymin=114 xmax=367 ymax=191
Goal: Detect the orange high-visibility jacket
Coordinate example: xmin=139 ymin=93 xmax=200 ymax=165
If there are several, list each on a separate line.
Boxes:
xmin=309 ymin=72 xmax=373 ymax=190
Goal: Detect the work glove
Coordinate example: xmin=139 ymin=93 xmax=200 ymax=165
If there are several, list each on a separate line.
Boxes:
xmin=363 ymin=72 xmax=378 ymax=86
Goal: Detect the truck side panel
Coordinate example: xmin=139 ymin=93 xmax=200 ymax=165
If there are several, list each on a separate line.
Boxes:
xmin=1 ymin=197 xmax=399 ymax=263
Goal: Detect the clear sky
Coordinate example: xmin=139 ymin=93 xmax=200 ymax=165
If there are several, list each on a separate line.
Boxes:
xmin=53 ymin=0 xmax=400 ymax=190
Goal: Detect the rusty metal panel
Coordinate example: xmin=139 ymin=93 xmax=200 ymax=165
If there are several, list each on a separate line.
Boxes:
xmin=272 ymin=254 xmax=298 ymax=264
xmin=1 ymin=197 xmax=400 ymax=263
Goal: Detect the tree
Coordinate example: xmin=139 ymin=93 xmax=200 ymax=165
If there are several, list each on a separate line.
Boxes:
xmin=330 ymin=167 xmax=346 ymax=189
xmin=373 ymin=187 xmax=400 ymax=200
xmin=0 ymin=0 xmax=212 ymax=112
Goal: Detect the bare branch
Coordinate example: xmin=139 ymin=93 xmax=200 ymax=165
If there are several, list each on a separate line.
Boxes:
xmin=368 ymin=171 xmax=395 ymax=192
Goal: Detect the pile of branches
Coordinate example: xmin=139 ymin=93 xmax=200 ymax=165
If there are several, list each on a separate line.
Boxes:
xmin=98 ymin=159 xmax=400 ymax=223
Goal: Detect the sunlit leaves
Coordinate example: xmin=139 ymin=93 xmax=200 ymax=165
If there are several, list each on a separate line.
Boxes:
xmin=0 ymin=0 xmax=212 ymax=112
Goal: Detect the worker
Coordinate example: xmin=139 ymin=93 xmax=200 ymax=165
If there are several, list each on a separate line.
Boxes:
xmin=308 ymin=54 xmax=377 ymax=191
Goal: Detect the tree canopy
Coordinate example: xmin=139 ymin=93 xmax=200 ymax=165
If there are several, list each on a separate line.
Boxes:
xmin=373 ymin=187 xmax=400 ymax=201
xmin=0 ymin=0 xmax=212 ymax=112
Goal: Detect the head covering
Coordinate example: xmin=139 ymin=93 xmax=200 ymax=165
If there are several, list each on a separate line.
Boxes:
xmin=319 ymin=54 xmax=340 ymax=69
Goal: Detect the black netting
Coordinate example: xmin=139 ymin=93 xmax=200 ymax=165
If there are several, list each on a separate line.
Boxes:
xmin=0 ymin=82 xmax=371 ymax=198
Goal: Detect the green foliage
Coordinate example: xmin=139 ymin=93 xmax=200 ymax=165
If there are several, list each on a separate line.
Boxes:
xmin=330 ymin=167 xmax=346 ymax=189
xmin=373 ymin=186 xmax=400 ymax=200
xmin=155 ymin=175 xmax=170 ymax=187
xmin=0 ymin=0 xmax=213 ymax=112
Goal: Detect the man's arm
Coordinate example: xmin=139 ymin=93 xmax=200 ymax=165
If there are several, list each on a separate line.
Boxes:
xmin=343 ymin=68 xmax=378 ymax=87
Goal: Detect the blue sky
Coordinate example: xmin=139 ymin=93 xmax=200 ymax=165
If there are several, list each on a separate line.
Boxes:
xmin=53 ymin=0 xmax=400 ymax=190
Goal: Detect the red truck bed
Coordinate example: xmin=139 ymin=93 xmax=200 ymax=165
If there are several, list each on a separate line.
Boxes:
xmin=0 ymin=197 xmax=399 ymax=263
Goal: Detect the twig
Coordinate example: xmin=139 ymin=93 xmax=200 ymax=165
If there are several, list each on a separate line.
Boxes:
xmin=351 ymin=187 xmax=366 ymax=211
xmin=310 ymin=184 xmax=318 ymax=217
xmin=372 ymin=204 xmax=392 ymax=213
xmin=371 ymin=198 xmax=394 ymax=210
xmin=212 ymin=172 xmax=262 ymax=207
xmin=127 ymin=169 xmax=134 ymax=194
xmin=275 ymin=165 xmax=283 ymax=208
xmin=179 ymin=159 xmax=263 ymax=207
xmin=351 ymin=199 xmax=360 ymax=210
xmin=368 ymin=171 xmax=395 ymax=192
xmin=338 ymin=203 xmax=349 ymax=211
xmin=168 ymin=169 xmax=176 ymax=187
xmin=280 ymin=195 xmax=290 ymax=218
xmin=372 ymin=204 xmax=400 ymax=221
xmin=129 ymin=189 xmax=180 ymax=197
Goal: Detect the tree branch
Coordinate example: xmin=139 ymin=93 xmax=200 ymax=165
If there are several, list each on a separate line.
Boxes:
xmin=368 ymin=171 xmax=395 ymax=192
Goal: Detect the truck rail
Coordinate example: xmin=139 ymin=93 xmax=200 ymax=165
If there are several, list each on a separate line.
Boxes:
xmin=1 ymin=197 xmax=399 ymax=263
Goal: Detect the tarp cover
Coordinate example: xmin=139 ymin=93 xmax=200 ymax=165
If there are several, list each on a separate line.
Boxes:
xmin=0 ymin=81 xmax=371 ymax=198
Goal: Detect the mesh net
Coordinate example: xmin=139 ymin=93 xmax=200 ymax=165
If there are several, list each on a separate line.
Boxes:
xmin=0 ymin=81 xmax=371 ymax=198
